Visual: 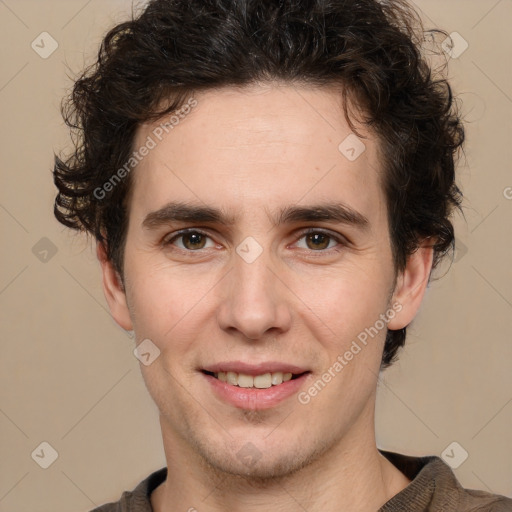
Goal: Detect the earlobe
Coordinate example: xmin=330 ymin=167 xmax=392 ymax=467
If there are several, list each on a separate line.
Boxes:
xmin=96 ymin=241 xmax=133 ymax=331
xmin=387 ymin=242 xmax=434 ymax=331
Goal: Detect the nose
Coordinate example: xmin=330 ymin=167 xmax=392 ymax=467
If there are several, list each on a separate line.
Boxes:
xmin=216 ymin=246 xmax=292 ymax=341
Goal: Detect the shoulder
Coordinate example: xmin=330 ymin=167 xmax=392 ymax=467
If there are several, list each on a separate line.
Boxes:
xmin=88 ymin=467 xmax=167 ymax=512
xmin=379 ymin=450 xmax=512 ymax=512
xmin=458 ymin=488 xmax=512 ymax=511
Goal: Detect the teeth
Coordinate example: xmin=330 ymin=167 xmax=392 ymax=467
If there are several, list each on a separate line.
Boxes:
xmin=226 ymin=371 xmax=237 ymax=386
xmin=253 ymin=373 xmax=272 ymax=388
xmin=238 ymin=373 xmax=254 ymax=388
xmin=214 ymin=371 xmax=296 ymax=388
xmin=271 ymin=372 xmax=283 ymax=385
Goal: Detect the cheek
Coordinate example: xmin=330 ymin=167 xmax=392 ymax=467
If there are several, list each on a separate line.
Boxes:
xmin=292 ymin=263 xmax=393 ymax=348
xmin=124 ymin=258 xmax=218 ymax=350
xmin=294 ymin=269 xmax=391 ymax=406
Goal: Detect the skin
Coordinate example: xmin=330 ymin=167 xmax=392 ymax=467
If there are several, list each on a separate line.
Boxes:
xmin=98 ymin=83 xmax=433 ymax=512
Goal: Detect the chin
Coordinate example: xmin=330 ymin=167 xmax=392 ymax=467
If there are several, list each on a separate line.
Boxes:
xmin=192 ymin=432 xmax=334 ymax=483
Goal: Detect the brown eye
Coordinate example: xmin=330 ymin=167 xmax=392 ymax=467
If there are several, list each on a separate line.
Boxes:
xmin=294 ymin=230 xmax=344 ymax=253
xmin=305 ymin=232 xmax=332 ymax=250
xmin=164 ymin=230 xmax=215 ymax=251
xmin=181 ymin=232 xmax=207 ymax=250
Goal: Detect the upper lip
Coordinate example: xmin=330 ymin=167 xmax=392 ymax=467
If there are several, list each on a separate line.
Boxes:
xmin=202 ymin=361 xmax=309 ymax=376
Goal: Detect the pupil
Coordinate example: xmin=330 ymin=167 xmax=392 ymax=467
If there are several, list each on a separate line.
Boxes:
xmin=185 ymin=233 xmax=205 ymax=249
xmin=307 ymin=233 xmax=329 ymax=250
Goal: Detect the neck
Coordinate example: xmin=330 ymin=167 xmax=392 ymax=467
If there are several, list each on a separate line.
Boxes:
xmin=151 ymin=404 xmax=410 ymax=512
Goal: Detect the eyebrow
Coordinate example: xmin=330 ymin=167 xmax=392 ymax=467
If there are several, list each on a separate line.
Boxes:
xmin=142 ymin=201 xmax=369 ymax=231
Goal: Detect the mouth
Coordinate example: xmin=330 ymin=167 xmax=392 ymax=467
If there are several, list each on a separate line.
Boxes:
xmin=200 ymin=362 xmax=311 ymax=409
xmin=201 ymin=370 xmax=308 ymax=389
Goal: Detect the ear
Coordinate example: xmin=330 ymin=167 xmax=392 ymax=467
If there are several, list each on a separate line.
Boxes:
xmin=96 ymin=241 xmax=133 ymax=331
xmin=387 ymin=241 xmax=434 ymax=330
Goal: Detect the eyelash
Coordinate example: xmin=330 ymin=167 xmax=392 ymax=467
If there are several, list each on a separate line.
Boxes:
xmin=162 ymin=228 xmax=347 ymax=255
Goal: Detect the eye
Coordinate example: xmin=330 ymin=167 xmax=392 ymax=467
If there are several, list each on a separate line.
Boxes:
xmin=294 ymin=230 xmax=344 ymax=251
xmin=163 ymin=230 xmax=216 ymax=251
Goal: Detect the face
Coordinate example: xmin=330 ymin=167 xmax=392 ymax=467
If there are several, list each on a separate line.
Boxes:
xmin=100 ymin=83 xmax=431 ymax=479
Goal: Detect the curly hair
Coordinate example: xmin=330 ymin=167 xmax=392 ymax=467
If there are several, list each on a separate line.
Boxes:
xmin=53 ymin=0 xmax=464 ymax=368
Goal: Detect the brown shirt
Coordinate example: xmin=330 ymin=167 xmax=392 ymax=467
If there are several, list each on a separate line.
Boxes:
xmin=90 ymin=451 xmax=512 ymax=511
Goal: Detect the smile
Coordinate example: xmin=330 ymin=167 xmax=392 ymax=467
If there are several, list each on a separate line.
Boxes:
xmin=201 ymin=367 xmax=311 ymax=410
xmin=204 ymin=371 xmax=302 ymax=389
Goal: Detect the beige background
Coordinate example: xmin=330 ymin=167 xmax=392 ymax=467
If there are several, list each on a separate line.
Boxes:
xmin=0 ymin=0 xmax=511 ymax=510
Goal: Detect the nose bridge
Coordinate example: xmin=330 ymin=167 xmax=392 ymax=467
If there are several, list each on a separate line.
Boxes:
xmin=216 ymin=240 xmax=291 ymax=339
xmin=234 ymin=245 xmax=272 ymax=300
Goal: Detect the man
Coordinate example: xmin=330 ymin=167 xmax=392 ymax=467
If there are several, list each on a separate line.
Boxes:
xmin=53 ymin=0 xmax=511 ymax=510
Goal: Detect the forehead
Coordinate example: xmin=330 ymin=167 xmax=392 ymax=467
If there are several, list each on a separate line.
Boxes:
xmin=129 ymin=83 xmax=385 ymax=225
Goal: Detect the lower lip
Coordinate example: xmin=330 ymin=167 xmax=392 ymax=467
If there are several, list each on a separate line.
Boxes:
xmin=202 ymin=372 xmax=310 ymax=410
